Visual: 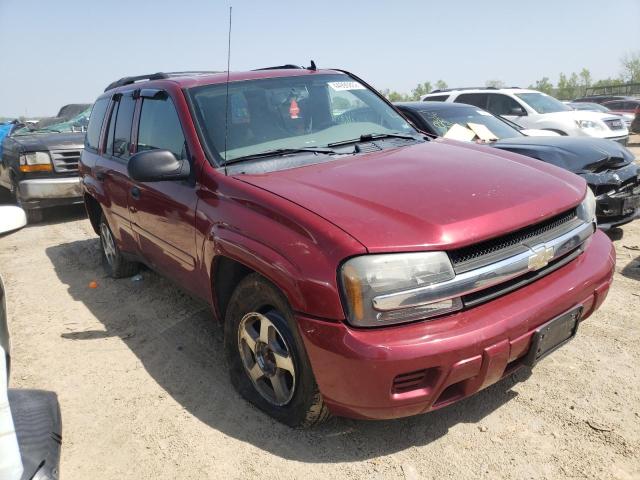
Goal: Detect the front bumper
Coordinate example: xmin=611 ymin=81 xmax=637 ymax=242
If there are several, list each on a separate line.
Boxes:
xmin=18 ymin=177 xmax=83 ymax=209
xmin=596 ymin=187 xmax=640 ymax=230
xmin=298 ymin=230 xmax=615 ymax=420
xmin=607 ymin=135 xmax=629 ymax=146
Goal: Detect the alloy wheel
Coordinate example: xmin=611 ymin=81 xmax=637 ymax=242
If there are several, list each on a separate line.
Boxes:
xmin=237 ymin=311 xmax=296 ymax=406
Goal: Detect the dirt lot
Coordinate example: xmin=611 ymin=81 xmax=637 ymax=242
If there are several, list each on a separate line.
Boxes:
xmin=1 ymin=138 xmax=639 ymax=480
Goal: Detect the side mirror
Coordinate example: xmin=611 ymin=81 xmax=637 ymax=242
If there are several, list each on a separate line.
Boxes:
xmin=0 ymin=206 xmax=27 ymax=236
xmin=510 ymin=107 xmax=526 ymax=116
xmin=127 ymin=149 xmax=190 ymax=182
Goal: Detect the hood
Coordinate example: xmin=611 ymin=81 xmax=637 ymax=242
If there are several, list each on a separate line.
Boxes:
xmin=9 ymin=132 xmax=84 ymax=152
xmin=492 ymin=136 xmax=635 ymax=174
xmin=238 ymin=139 xmax=585 ymax=252
xmin=539 ymin=110 xmax=621 ymax=123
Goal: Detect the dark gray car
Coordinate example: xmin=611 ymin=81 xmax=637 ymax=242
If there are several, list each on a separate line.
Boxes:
xmin=396 ymin=101 xmax=640 ymax=229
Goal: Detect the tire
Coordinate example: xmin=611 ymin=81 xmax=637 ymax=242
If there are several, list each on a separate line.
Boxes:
xmin=10 ymin=180 xmax=44 ymax=224
xmin=224 ymin=273 xmax=330 ymax=427
xmin=23 ymin=208 xmax=44 ymax=223
xmin=99 ymin=213 xmax=139 ymax=278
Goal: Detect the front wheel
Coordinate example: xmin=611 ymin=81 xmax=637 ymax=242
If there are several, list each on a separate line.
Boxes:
xmin=99 ymin=214 xmax=139 ymax=278
xmin=224 ymin=273 xmax=330 ymax=427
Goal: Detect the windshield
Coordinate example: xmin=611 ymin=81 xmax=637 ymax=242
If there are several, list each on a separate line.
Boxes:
xmin=515 ymin=93 xmax=570 ymax=114
xmin=13 ymin=107 xmax=92 ymax=135
xmin=417 ymin=106 xmax=522 ymax=140
xmin=189 ymin=74 xmax=416 ymax=163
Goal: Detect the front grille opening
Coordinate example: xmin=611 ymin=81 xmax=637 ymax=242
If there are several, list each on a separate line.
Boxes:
xmin=448 ymin=208 xmax=578 ymax=273
xmin=392 ymin=367 xmax=439 ymax=394
xmin=462 ymin=246 xmax=582 ymax=308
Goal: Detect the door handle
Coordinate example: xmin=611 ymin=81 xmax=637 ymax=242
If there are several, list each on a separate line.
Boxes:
xmin=130 ymin=186 xmax=140 ymax=200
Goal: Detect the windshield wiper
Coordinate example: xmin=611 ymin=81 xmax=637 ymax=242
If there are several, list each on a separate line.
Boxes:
xmin=327 ymin=132 xmax=417 ymax=147
xmin=223 ymin=147 xmax=338 ymax=166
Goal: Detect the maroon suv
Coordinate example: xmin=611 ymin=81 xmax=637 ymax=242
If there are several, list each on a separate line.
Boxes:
xmin=80 ymin=67 xmax=615 ymax=426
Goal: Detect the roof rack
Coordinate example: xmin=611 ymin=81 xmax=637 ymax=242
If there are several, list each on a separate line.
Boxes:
xmin=104 ymin=71 xmax=220 ymax=92
xmin=252 ymin=64 xmax=304 ymax=71
xmin=429 ymin=86 xmax=521 ymax=94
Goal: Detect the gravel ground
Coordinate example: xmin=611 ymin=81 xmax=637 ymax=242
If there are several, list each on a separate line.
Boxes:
xmin=1 ymin=137 xmax=639 ymax=479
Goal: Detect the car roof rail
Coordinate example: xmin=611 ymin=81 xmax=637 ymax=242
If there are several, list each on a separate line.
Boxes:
xmin=252 ymin=64 xmax=304 ymax=71
xmin=429 ymin=86 xmax=520 ymax=94
xmin=104 ymin=71 xmax=220 ymax=92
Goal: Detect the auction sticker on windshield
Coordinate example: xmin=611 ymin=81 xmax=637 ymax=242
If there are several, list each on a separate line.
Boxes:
xmin=328 ymin=81 xmax=366 ymax=91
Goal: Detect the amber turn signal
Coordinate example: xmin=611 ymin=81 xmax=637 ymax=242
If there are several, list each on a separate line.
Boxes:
xmin=19 ymin=164 xmax=53 ymax=173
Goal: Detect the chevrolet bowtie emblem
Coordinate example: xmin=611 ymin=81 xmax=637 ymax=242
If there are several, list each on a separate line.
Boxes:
xmin=528 ymin=244 xmax=554 ymax=271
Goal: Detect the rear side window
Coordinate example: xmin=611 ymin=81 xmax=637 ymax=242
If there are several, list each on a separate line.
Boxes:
xmin=109 ymin=95 xmax=136 ymax=159
xmin=424 ymin=95 xmax=449 ymax=102
xmin=137 ymin=96 xmax=186 ymax=160
xmin=455 ymin=93 xmax=489 ymax=109
xmin=85 ymin=97 xmax=110 ymax=151
xmin=605 ymin=101 xmax=622 ymax=109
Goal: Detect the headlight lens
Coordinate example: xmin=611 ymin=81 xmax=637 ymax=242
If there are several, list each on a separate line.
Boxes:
xmin=575 ymin=119 xmax=604 ymax=131
xmin=19 ymin=151 xmax=52 ymax=172
xmin=340 ymin=252 xmax=460 ymax=327
xmin=577 ymin=187 xmax=597 ymax=225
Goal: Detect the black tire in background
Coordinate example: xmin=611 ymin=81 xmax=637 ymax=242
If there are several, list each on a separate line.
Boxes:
xmin=224 ymin=273 xmax=330 ymax=427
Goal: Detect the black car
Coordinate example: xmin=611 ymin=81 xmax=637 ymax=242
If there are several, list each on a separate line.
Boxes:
xmin=0 ymin=107 xmax=90 ymax=222
xmin=396 ymin=101 xmax=640 ymax=230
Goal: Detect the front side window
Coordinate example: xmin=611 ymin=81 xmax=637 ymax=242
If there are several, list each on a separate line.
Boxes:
xmin=515 ymin=93 xmax=570 ymax=114
xmin=189 ymin=73 xmax=415 ymax=164
xmin=137 ymin=96 xmax=186 ymax=160
xmin=487 ymin=94 xmax=524 ymax=116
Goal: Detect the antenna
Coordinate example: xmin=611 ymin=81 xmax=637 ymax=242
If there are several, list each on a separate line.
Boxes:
xmin=223 ymin=6 xmax=232 ymax=175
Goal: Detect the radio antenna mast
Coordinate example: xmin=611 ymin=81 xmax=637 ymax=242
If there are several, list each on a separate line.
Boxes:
xmin=223 ymin=6 xmax=232 ymax=176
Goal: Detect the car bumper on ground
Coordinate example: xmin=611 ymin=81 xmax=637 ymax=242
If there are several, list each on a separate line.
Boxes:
xmin=8 ymin=389 xmax=61 ymax=480
xmin=298 ymin=230 xmax=615 ymax=420
xmin=18 ymin=177 xmax=83 ymax=209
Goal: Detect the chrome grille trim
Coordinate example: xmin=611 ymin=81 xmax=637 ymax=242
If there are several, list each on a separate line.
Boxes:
xmin=372 ymin=221 xmax=594 ymax=312
xmin=51 ymin=149 xmax=82 ymax=173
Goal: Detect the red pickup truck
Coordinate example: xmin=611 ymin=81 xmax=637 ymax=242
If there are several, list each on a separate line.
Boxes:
xmin=80 ymin=67 xmax=615 ymax=427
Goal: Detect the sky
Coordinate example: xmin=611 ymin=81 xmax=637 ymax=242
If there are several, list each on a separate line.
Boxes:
xmin=1 ymin=0 xmax=639 ymax=117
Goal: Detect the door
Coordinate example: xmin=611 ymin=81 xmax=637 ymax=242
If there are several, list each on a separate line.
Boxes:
xmin=95 ymin=93 xmax=138 ymax=254
xmin=129 ymin=91 xmax=198 ymax=288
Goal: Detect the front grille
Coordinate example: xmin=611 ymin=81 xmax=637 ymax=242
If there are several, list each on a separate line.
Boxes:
xmin=51 ymin=149 xmax=82 ymax=173
xmin=604 ymin=119 xmax=624 ymax=130
xmin=448 ymin=208 xmax=579 ymax=273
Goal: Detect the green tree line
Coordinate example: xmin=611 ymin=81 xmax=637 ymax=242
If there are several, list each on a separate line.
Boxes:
xmin=382 ymin=51 xmax=640 ymax=101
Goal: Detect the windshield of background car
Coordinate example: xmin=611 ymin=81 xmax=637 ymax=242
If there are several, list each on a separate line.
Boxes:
xmin=13 ymin=107 xmax=92 ymax=135
xmin=515 ymin=93 xmax=571 ymax=114
xmin=417 ymin=106 xmax=522 ymax=139
xmin=189 ymin=73 xmax=415 ymax=163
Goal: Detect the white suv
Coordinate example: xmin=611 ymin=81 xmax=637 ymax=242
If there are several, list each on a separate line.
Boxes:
xmin=422 ymin=88 xmax=629 ymax=144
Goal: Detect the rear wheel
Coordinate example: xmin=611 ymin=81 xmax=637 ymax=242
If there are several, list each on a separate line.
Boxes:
xmin=225 ymin=273 xmax=330 ymax=427
xmin=99 ymin=214 xmax=139 ymax=278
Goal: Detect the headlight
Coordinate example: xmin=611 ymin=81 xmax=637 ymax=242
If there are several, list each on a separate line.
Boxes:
xmin=19 ymin=151 xmax=52 ymax=172
xmin=340 ymin=252 xmax=461 ymax=327
xmin=577 ymin=187 xmax=597 ymax=225
xmin=575 ymin=119 xmax=604 ymax=131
